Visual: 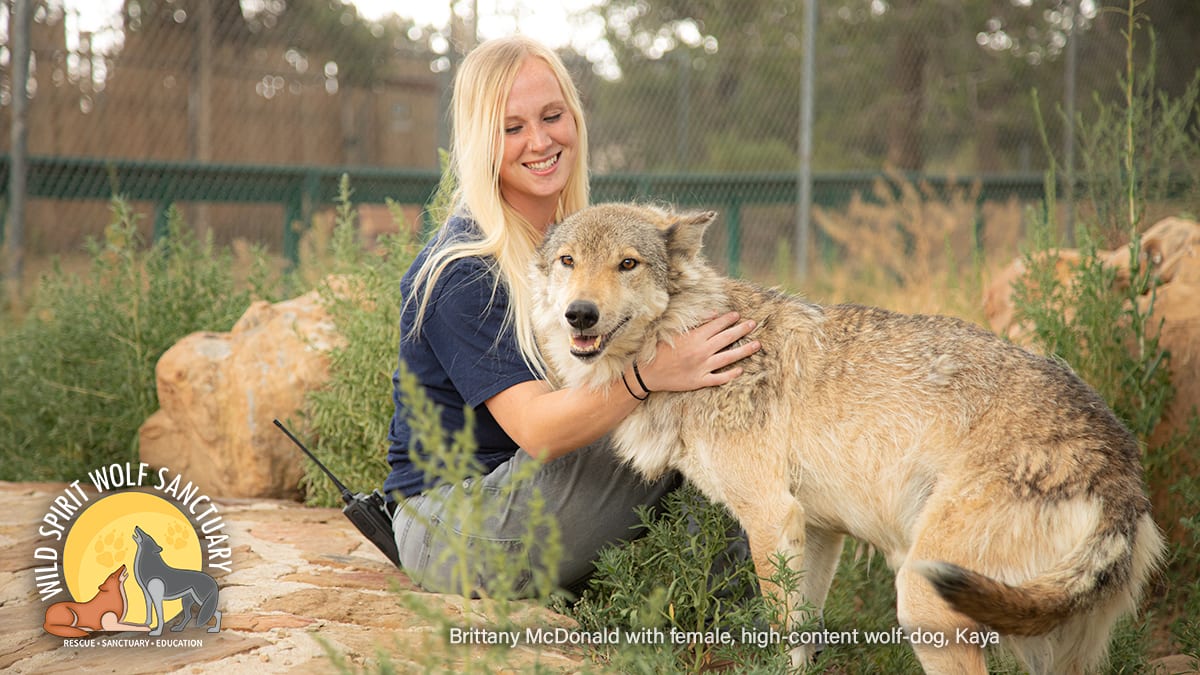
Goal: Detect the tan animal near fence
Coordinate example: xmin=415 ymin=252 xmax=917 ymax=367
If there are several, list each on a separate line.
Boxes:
xmin=983 ymin=216 xmax=1200 ymax=543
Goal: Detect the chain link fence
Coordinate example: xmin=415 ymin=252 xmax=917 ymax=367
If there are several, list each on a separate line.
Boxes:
xmin=1 ymin=0 xmax=1197 ymax=280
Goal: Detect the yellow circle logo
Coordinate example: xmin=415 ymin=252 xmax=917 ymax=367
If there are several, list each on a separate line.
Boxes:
xmin=62 ymin=491 xmax=203 ymax=626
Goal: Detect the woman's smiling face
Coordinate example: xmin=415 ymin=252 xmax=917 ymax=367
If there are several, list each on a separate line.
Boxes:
xmin=498 ymin=57 xmax=578 ymax=228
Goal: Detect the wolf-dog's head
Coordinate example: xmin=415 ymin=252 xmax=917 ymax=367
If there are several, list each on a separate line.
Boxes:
xmin=531 ymin=203 xmax=723 ymax=389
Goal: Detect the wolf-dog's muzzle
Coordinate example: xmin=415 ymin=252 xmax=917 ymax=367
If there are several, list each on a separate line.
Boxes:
xmin=564 ymin=300 xmax=629 ymax=359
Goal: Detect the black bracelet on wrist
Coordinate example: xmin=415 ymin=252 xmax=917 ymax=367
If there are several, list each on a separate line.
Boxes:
xmin=632 ymin=360 xmax=652 ymax=394
xmin=622 ymin=371 xmax=649 ymax=401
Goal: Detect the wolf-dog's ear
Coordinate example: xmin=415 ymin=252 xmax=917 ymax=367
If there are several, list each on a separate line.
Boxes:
xmin=660 ymin=210 xmax=717 ymax=259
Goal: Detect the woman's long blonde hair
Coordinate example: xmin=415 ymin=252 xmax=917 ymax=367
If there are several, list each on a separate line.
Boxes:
xmin=406 ymin=36 xmax=590 ymax=378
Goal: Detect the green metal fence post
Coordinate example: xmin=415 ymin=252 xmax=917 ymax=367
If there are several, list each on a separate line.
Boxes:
xmin=153 ymin=201 xmax=171 ymax=240
xmin=974 ymin=185 xmax=986 ymax=257
xmin=153 ymin=172 xmax=175 ymax=241
xmin=727 ymin=197 xmax=742 ymax=277
xmin=283 ymin=183 xmax=303 ymax=266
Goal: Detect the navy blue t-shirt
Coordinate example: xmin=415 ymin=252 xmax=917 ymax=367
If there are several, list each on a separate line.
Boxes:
xmin=383 ymin=216 xmax=539 ymax=499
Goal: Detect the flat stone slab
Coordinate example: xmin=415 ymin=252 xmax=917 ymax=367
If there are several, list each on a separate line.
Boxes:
xmin=0 ymin=481 xmax=587 ymax=673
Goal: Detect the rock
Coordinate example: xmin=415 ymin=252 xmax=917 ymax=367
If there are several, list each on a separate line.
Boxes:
xmin=138 ymin=287 xmax=343 ymax=499
xmin=1138 ymin=280 xmax=1200 ymax=447
xmin=0 ymin=482 xmax=586 ymax=674
xmin=1106 ymin=216 xmax=1200 ymax=287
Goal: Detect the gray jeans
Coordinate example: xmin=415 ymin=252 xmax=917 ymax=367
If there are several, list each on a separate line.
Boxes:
xmin=391 ymin=437 xmax=679 ymax=597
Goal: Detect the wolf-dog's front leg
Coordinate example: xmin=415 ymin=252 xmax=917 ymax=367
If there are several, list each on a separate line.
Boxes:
xmin=736 ymin=493 xmax=812 ymax=670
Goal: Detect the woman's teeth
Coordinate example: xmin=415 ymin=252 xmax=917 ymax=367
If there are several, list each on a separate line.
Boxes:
xmin=527 ymin=154 xmax=558 ymax=171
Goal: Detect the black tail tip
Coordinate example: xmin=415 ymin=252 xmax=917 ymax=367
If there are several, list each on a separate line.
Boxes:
xmin=914 ymin=560 xmax=974 ymax=598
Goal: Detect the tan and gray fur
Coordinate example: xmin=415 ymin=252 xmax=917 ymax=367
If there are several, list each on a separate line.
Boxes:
xmin=530 ymin=203 xmax=1164 ymax=674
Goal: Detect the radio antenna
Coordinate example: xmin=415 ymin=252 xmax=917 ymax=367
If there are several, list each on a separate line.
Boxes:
xmin=273 ymin=419 xmax=353 ymax=503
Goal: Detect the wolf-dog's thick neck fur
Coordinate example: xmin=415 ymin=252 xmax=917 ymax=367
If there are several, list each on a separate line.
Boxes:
xmin=531 ymin=203 xmax=1164 ymax=675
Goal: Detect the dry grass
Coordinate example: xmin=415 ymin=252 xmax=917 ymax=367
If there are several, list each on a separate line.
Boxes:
xmin=799 ymin=171 xmax=1028 ymax=325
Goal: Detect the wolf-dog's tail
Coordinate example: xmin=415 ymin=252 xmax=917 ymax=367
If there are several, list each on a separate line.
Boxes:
xmin=915 ymin=511 xmax=1163 ymax=636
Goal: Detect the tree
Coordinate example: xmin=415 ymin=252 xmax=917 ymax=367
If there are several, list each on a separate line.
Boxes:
xmin=574 ymin=0 xmax=1181 ymax=174
xmin=582 ymin=0 xmax=809 ymax=172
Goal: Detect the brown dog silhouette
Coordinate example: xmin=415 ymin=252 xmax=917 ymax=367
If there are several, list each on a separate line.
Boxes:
xmin=43 ymin=564 xmax=150 ymax=637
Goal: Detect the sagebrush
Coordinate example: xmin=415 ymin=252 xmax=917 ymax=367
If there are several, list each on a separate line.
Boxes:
xmin=0 ymin=199 xmax=273 ymax=481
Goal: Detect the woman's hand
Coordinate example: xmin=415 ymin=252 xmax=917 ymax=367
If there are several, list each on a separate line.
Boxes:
xmin=635 ymin=311 xmax=761 ymax=392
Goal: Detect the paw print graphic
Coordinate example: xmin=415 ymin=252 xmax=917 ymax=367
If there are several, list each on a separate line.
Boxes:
xmin=93 ymin=527 xmax=130 ymax=569
xmin=163 ymin=521 xmax=191 ymax=551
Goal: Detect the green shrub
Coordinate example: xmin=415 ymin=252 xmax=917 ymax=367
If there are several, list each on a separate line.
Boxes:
xmin=1013 ymin=220 xmax=1173 ymax=443
xmin=1163 ymin=418 xmax=1200 ymax=658
xmin=1072 ymin=31 xmax=1200 ymax=247
xmin=0 ymin=199 xmax=270 ymax=481
xmin=296 ymin=177 xmax=420 ymax=506
xmin=299 ymin=159 xmax=457 ymax=506
xmin=566 ymin=483 xmax=778 ymax=672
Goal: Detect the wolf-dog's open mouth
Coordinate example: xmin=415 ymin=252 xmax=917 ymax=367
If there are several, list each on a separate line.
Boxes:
xmin=569 ymin=316 xmax=630 ymax=360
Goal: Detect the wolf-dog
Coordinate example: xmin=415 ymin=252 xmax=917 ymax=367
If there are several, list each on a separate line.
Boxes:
xmin=132 ymin=526 xmax=222 ymax=636
xmin=530 ymin=203 xmax=1164 ymax=674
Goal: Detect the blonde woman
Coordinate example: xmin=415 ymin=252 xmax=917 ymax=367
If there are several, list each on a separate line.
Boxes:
xmin=385 ymin=35 xmax=759 ymax=595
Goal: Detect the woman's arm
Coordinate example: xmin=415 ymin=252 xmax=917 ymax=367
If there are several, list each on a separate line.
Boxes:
xmin=485 ymin=311 xmax=759 ymax=461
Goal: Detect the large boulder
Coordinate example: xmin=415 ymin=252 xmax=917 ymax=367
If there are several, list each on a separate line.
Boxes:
xmin=138 ymin=287 xmax=343 ymax=499
xmin=1144 ymin=280 xmax=1200 ymax=444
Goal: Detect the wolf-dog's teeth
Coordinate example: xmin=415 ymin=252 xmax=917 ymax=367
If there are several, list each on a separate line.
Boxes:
xmin=570 ymin=333 xmax=605 ymax=353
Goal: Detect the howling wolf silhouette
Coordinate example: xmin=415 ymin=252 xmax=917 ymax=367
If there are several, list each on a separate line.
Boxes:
xmin=131 ymin=526 xmax=221 ymax=636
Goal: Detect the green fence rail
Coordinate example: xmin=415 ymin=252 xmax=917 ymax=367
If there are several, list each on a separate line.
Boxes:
xmin=1 ymin=155 xmax=1051 ymax=267
xmin=0 ymin=156 xmax=442 ymax=263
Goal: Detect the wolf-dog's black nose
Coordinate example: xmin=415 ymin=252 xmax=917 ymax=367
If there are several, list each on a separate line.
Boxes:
xmin=565 ymin=300 xmax=600 ymax=330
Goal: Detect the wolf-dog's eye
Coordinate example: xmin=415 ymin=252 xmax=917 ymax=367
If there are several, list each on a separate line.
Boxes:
xmin=620 ymin=258 xmax=638 ymax=271
xmin=560 ymin=255 xmax=574 ymax=267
